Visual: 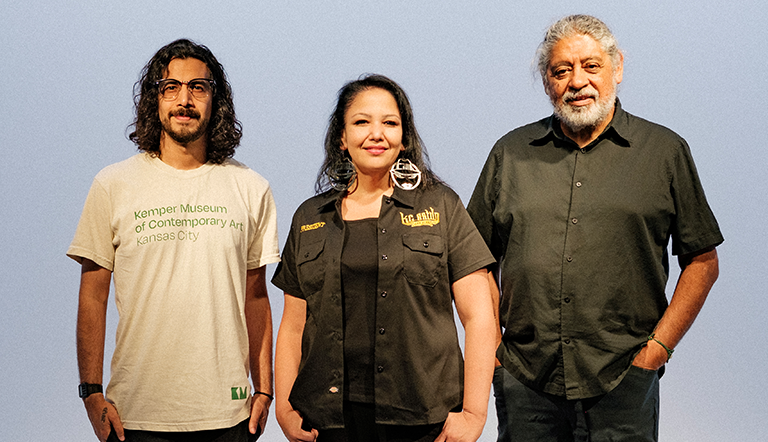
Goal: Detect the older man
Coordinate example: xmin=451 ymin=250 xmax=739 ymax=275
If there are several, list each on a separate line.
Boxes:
xmin=467 ymin=15 xmax=723 ymax=442
xmin=69 ymin=39 xmax=280 ymax=441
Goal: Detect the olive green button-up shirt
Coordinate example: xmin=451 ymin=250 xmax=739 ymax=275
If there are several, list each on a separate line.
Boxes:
xmin=467 ymin=101 xmax=723 ymax=399
xmin=272 ymin=183 xmax=495 ymax=428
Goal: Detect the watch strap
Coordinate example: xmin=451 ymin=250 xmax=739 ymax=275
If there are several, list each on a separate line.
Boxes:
xmin=78 ymin=383 xmax=103 ymax=399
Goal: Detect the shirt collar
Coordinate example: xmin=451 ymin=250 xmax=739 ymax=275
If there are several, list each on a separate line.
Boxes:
xmin=531 ymin=98 xmax=632 ymax=150
xmin=312 ymin=186 xmax=418 ymax=213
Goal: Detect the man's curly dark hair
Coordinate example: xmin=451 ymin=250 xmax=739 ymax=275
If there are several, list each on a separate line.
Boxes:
xmin=128 ymin=39 xmax=241 ymax=164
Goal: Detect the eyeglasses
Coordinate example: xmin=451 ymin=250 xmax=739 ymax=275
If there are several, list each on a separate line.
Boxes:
xmin=155 ymin=78 xmax=215 ymax=101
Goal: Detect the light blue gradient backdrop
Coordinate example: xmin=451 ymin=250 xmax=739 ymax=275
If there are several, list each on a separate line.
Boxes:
xmin=2 ymin=1 xmax=765 ymax=440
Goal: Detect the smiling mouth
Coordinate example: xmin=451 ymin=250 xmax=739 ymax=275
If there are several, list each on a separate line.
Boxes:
xmin=364 ymin=146 xmax=388 ymax=154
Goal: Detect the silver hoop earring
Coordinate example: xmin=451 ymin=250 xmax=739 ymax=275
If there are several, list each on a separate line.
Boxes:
xmin=390 ymin=158 xmax=422 ymax=190
xmin=329 ymin=157 xmax=357 ymax=191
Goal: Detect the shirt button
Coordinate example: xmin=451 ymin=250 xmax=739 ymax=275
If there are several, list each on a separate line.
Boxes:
xmin=329 ymin=386 xmax=339 ymax=394
xmin=381 ymin=228 xmax=387 ymax=234
xmin=381 ymin=255 xmax=388 ymax=260
xmin=303 ymin=252 xmax=310 ymax=258
xmin=377 ymin=366 xmax=384 ymax=373
xmin=575 ymin=181 xmax=582 ymax=187
xmin=379 ymin=328 xmax=385 ymax=335
xmin=571 ymin=218 xmax=578 ymax=224
xmin=423 ymin=241 xmax=429 ymax=248
xmin=564 ymin=339 xmax=571 ymax=345
xmin=380 ymin=291 xmax=387 ymax=298
xmin=566 ymin=256 xmax=573 ymax=262
xmin=564 ymin=297 xmax=571 ymax=303
xmin=385 ymin=199 xmax=391 ymax=204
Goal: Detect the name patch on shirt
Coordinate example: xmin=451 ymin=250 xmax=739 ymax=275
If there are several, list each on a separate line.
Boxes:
xmin=400 ymin=207 xmax=440 ymax=227
xmin=301 ymin=222 xmax=326 ymax=232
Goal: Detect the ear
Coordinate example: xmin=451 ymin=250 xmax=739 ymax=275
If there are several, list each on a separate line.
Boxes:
xmin=340 ymin=130 xmax=348 ymax=151
xmin=613 ymin=51 xmax=624 ymax=85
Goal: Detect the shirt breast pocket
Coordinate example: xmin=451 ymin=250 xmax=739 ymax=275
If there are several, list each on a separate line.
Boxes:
xmin=297 ymin=238 xmax=326 ymax=296
xmin=402 ymin=233 xmax=444 ymax=287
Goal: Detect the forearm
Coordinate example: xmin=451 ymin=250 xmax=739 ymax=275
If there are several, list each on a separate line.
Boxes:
xmin=76 ymin=259 xmax=124 ymax=441
xmin=487 ymin=267 xmax=502 ymax=365
xmin=76 ymin=260 xmax=111 ymax=384
xmin=654 ymin=247 xmax=719 ymax=349
xmin=461 ymin=316 xmax=496 ymax=416
xmin=245 ymin=267 xmax=273 ymax=395
xmin=634 ymin=248 xmax=719 ymax=369
xmin=274 ymin=295 xmax=306 ymax=415
xmin=454 ymin=270 xmax=496 ymax=415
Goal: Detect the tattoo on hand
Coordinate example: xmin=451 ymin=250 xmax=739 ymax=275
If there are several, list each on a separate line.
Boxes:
xmin=101 ymin=407 xmax=108 ymax=423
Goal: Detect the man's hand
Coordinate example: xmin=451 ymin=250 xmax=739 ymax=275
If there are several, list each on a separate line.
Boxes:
xmin=248 ymin=393 xmax=271 ymax=439
xmin=435 ymin=409 xmax=486 ymax=442
xmin=276 ymin=407 xmax=318 ymax=442
xmin=631 ymin=339 xmax=668 ymax=371
xmin=84 ymin=394 xmax=123 ymax=442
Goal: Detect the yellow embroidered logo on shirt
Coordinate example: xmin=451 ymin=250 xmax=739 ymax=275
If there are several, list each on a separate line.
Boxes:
xmin=301 ymin=222 xmax=326 ymax=232
xmin=400 ymin=208 xmax=440 ymax=227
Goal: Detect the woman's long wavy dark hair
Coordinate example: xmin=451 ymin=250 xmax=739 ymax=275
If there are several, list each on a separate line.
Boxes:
xmin=128 ymin=39 xmax=241 ymax=164
xmin=316 ymin=74 xmax=441 ymax=193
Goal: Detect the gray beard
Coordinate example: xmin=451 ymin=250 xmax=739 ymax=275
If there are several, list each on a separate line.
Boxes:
xmin=552 ymin=88 xmax=616 ymax=133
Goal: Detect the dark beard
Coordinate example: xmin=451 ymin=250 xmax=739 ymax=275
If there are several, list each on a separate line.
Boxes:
xmin=162 ymin=109 xmax=209 ymax=145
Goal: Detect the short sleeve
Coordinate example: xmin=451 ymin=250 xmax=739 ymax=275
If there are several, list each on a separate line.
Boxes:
xmin=669 ymin=139 xmax=724 ymax=256
xmin=247 ymin=184 xmax=281 ymax=269
xmin=67 ymin=178 xmax=116 ymax=270
xmin=271 ymin=212 xmax=304 ymax=298
xmin=445 ymin=188 xmax=496 ymax=283
xmin=467 ymin=145 xmax=505 ymax=260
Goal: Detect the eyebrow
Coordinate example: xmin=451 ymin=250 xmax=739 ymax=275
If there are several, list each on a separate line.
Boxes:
xmin=349 ymin=112 xmax=401 ymax=120
xmin=550 ymin=56 xmax=604 ymax=69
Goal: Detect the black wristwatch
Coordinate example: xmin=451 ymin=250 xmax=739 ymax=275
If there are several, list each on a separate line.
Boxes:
xmin=78 ymin=383 xmax=103 ymax=399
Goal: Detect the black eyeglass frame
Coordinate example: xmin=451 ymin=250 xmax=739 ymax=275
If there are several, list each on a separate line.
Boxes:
xmin=154 ymin=78 xmax=216 ymax=101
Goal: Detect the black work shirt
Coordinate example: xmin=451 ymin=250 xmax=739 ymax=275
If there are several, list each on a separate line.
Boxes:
xmin=467 ymin=101 xmax=723 ymax=399
xmin=272 ymin=183 xmax=495 ymax=428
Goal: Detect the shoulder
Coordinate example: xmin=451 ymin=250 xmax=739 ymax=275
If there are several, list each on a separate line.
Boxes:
xmin=408 ymin=184 xmax=466 ymax=218
xmin=92 ymin=153 xmax=149 ymax=184
xmin=291 ymin=190 xmax=337 ymax=220
xmin=618 ymin=108 xmax=687 ymax=148
xmin=423 ymin=182 xmax=461 ymax=203
xmin=494 ymin=116 xmax=552 ymax=149
xmin=218 ymin=158 xmax=271 ymax=189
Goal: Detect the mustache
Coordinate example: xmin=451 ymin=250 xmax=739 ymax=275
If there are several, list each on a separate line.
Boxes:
xmin=170 ymin=108 xmax=201 ymax=119
xmin=563 ymin=86 xmax=599 ymax=103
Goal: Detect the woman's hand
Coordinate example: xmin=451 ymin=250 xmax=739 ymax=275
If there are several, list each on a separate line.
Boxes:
xmin=435 ymin=409 xmax=486 ymax=442
xmin=276 ymin=407 xmax=318 ymax=442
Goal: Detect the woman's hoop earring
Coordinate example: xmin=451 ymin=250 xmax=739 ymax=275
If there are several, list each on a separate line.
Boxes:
xmin=390 ymin=158 xmax=422 ymax=190
xmin=329 ymin=157 xmax=357 ymax=191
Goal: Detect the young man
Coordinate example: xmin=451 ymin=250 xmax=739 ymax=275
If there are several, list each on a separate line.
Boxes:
xmin=69 ymin=39 xmax=279 ymax=442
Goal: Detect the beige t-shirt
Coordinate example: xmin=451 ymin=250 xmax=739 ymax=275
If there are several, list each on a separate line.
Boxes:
xmin=68 ymin=153 xmax=280 ymax=431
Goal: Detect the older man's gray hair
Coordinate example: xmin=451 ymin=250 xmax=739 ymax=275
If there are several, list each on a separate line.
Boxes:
xmin=536 ymin=15 xmax=622 ymax=80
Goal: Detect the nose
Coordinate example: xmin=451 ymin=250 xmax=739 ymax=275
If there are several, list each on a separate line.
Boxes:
xmin=177 ymin=83 xmax=193 ymax=106
xmin=569 ymin=66 xmax=589 ymax=90
xmin=369 ymin=122 xmax=384 ymax=140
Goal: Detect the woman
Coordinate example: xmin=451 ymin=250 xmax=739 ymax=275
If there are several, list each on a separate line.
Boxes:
xmin=272 ymin=74 xmax=496 ymax=442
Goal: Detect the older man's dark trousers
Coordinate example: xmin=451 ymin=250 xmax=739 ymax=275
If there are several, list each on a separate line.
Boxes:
xmin=493 ymin=365 xmax=660 ymax=442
